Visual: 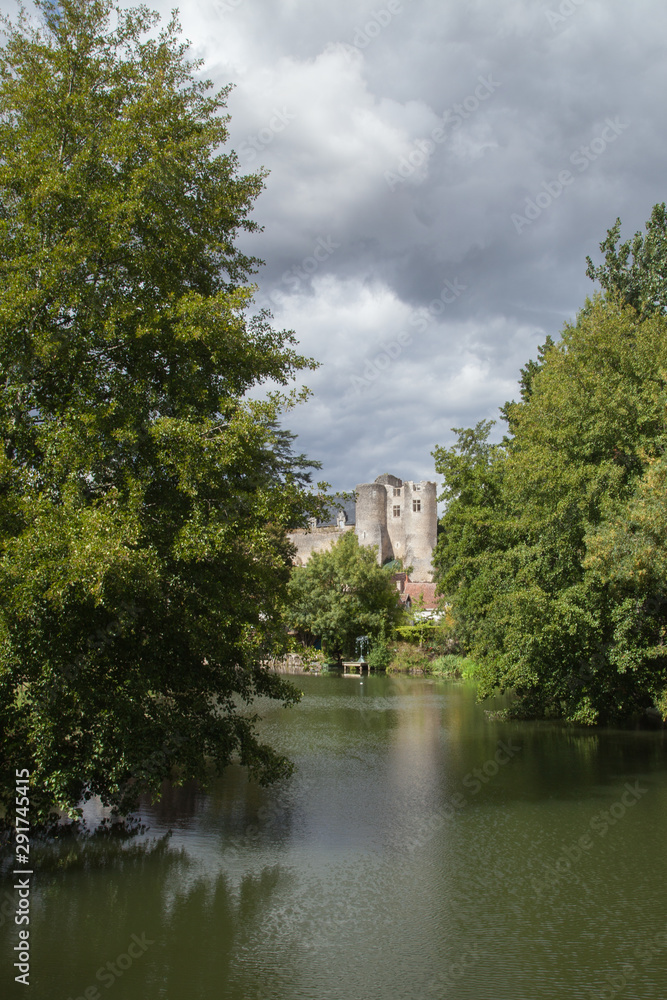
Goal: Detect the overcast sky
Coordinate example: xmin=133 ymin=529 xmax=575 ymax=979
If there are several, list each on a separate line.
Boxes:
xmin=7 ymin=0 xmax=667 ymax=494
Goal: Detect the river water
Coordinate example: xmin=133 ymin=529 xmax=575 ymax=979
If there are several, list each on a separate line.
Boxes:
xmin=2 ymin=674 xmax=667 ymax=999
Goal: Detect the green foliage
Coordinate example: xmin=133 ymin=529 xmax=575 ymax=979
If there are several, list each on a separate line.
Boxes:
xmin=428 ymin=655 xmax=480 ymax=681
xmin=0 ymin=0 xmax=328 ymax=826
xmin=586 ymin=203 xmax=667 ymax=316
xmin=289 ymin=643 xmax=327 ymax=672
xmin=433 ymin=280 xmax=667 ymax=724
xmin=366 ymin=620 xmax=392 ymax=670
xmin=395 ymin=623 xmax=438 ymax=644
xmin=432 ymin=419 xmax=510 ymax=656
xmin=287 ymin=532 xmax=404 ymax=662
xmin=386 ymin=642 xmax=430 ymax=674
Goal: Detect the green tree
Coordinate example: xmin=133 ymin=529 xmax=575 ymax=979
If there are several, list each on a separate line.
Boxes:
xmin=433 ymin=297 xmax=667 ymax=723
xmin=287 ymin=532 xmax=404 ymax=664
xmin=586 ymin=202 xmax=667 ymax=316
xmin=0 ymin=0 xmax=326 ymax=826
xmin=432 ymin=420 xmax=509 ymax=655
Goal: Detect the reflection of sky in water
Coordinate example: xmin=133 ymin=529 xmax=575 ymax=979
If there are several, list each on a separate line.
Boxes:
xmin=11 ymin=676 xmax=666 ymax=1000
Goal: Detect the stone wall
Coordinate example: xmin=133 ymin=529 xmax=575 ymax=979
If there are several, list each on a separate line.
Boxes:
xmin=357 ymin=476 xmax=437 ymax=581
xmin=288 ymin=473 xmax=438 ymax=581
xmin=288 ymin=523 xmax=354 ymax=565
xmin=355 ymin=481 xmax=391 ymax=564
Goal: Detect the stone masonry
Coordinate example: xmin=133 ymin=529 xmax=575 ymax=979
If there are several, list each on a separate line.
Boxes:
xmin=288 ymin=474 xmax=437 ymax=582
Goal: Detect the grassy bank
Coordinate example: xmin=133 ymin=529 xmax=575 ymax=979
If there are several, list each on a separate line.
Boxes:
xmin=384 ymin=643 xmax=481 ymax=680
xmin=427 ymin=655 xmax=481 ymax=681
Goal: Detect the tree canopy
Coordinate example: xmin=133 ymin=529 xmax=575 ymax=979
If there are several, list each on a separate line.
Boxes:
xmin=585 ymin=202 xmax=667 ymax=317
xmin=433 ymin=207 xmax=667 ymax=725
xmin=0 ymin=0 xmax=326 ymax=826
xmin=287 ymin=532 xmax=404 ymax=663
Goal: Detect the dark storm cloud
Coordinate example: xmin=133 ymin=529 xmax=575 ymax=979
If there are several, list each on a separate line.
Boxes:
xmin=4 ymin=0 xmax=666 ymax=493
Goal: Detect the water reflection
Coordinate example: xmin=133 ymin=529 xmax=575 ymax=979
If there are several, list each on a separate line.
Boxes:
xmin=1 ymin=675 xmax=666 ymax=1000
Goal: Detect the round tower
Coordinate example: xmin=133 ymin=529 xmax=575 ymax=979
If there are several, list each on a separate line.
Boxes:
xmin=403 ymin=480 xmax=438 ymax=581
xmin=355 ymin=481 xmax=391 ymax=565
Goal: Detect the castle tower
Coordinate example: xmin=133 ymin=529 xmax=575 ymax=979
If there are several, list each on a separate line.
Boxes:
xmin=290 ymin=473 xmax=437 ymax=580
xmin=355 ymin=477 xmax=394 ymax=565
xmin=397 ymin=479 xmax=437 ymax=582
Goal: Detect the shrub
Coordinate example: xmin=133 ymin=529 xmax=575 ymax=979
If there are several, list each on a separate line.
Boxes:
xmin=387 ymin=642 xmax=431 ymax=674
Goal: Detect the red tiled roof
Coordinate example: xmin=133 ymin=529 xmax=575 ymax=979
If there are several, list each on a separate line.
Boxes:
xmin=400 ymin=582 xmax=437 ymax=608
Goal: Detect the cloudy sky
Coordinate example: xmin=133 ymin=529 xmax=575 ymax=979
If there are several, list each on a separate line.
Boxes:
xmin=8 ymin=0 xmax=667 ymax=494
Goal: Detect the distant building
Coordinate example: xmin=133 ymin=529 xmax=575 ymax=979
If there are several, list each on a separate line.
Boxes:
xmin=392 ymin=576 xmax=440 ymax=618
xmin=288 ymin=473 xmax=437 ymax=582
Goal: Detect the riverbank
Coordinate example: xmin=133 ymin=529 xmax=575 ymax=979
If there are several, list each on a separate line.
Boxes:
xmin=428 ymin=654 xmax=480 ymax=681
xmin=270 ymin=649 xmax=482 ymax=681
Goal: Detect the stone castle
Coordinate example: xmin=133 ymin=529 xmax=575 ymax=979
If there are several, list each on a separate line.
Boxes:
xmin=288 ymin=474 xmax=437 ymax=582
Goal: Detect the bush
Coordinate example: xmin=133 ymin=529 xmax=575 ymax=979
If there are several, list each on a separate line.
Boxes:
xmin=394 ymin=621 xmax=461 ymax=658
xmin=428 ymin=655 xmax=480 ymax=680
xmin=367 ymin=641 xmax=393 ymax=671
xmin=387 ymin=642 xmax=431 ymax=674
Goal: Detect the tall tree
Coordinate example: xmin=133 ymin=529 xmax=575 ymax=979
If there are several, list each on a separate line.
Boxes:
xmin=586 ymin=202 xmax=667 ymax=316
xmin=0 ymin=0 xmax=326 ymax=826
xmin=287 ymin=532 xmax=404 ymax=664
xmin=433 ymin=297 xmax=667 ymax=724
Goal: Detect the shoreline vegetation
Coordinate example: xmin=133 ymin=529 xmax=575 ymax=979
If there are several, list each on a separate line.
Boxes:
xmin=269 ymin=649 xmax=481 ymax=681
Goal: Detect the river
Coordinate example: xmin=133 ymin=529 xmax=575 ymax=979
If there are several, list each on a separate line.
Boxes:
xmin=2 ymin=674 xmax=667 ymax=999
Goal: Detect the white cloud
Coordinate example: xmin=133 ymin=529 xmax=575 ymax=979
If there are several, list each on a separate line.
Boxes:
xmin=6 ymin=0 xmax=666 ymax=494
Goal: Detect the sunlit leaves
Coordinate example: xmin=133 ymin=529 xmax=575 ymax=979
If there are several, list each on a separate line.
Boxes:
xmin=434 ymin=293 xmax=667 ymax=724
xmin=287 ymin=532 xmax=404 ymax=663
xmin=0 ymin=0 xmax=325 ymax=826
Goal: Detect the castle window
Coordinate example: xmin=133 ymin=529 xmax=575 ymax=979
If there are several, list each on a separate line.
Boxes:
xmin=393 ymin=487 xmax=401 ymax=496
xmin=413 ymin=484 xmax=421 ymax=491
xmin=393 ymin=505 xmax=401 ymax=517
xmin=413 ymin=499 xmax=421 ymax=512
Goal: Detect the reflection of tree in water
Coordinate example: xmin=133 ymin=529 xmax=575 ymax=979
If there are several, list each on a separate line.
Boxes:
xmin=137 ymin=770 xmax=305 ymax=851
xmin=14 ymin=833 xmax=307 ymax=999
xmin=511 ymin=726 xmax=666 ymax=803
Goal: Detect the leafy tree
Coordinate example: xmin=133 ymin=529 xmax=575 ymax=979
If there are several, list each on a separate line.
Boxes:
xmin=433 ymin=297 xmax=667 ymax=724
xmin=432 ymin=420 xmax=510 ymax=654
xmin=287 ymin=532 xmax=404 ymax=664
xmin=0 ymin=0 xmax=327 ymax=826
xmin=586 ymin=202 xmax=667 ymax=316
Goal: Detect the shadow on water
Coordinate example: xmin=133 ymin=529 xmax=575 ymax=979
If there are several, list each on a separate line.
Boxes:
xmin=1 ymin=831 xmax=306 ymax=1000
xmin=1 ymin=675 xmax=666 ymax=1000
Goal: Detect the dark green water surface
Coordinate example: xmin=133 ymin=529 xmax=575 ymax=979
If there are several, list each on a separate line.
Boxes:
xmin=2 ymin=674 xmax=667 ymax=999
